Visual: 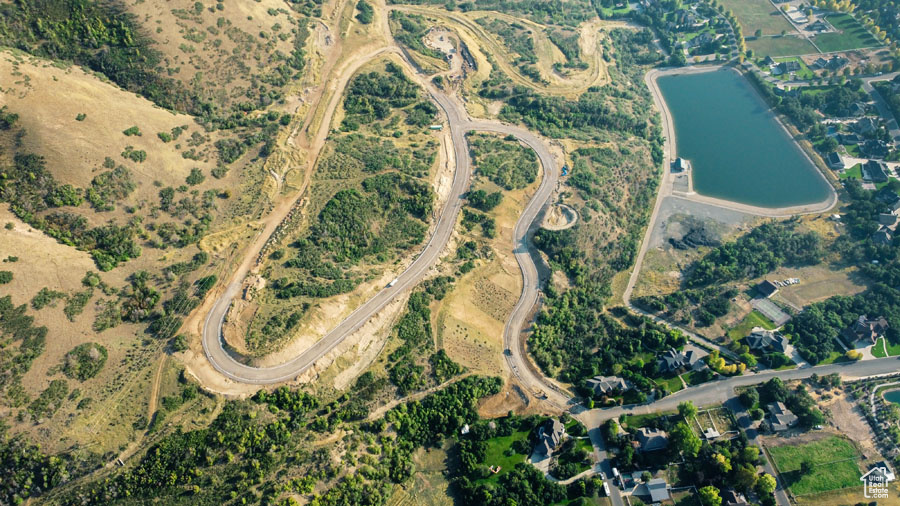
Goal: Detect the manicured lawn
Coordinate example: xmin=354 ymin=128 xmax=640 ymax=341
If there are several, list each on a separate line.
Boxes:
xmin=477 ymin=429 xmax=530 ymax=483
xmin=748 ymin=35 xmax=818 ymax=57
xmin=839 ymin=163 xmax=861 ymax=180
xmin=683 ymin=370 xmax=711 ymax=386
xmin=873 ymin=337 xmax=900 ymax=358
xmin=719 ymin=0 xmax=795 ymax=36
xmin=655 ymin=375 xmax=684 ymax=394
xmin=817 ymin=350 xmax=850 ymax=365
xmin=769 ymin=436 xmax=862 ymax=495
xmin=623 ymin=413 xmax=663 ymax=429
xmin=727 ymin=310 xmax=776 ymax=341
xmin=813 ymin=13 xmax=882 ymax=52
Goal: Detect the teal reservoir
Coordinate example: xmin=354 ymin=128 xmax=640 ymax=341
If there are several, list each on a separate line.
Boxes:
xmin=657 ymin=69 xmax=831 ymax=208
xmin=884 ymin=389 xmax=900 ymax=406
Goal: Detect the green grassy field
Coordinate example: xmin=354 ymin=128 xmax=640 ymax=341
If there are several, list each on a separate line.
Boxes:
xmin=727 ymin=310 xmax=776 ymax=341
xmin=769 ymin=436 xmax=862 ymax=495
xmin=477 ymin=429 xmax=530 ymax=483
xmin=748 ymin=36 xmax=818 ymax=57
xmin=818 ymin=350 xmax=851 ymax=365
xmin=655 ymin=375 xmax=684 ymax=394
xmin=719 ymin=0 xmax=795 ymax=36
xmin=813 ymin=13 xmax=881 ymax=52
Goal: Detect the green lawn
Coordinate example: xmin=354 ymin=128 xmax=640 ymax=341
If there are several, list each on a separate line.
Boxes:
xmin=817 ymin=350 xmax=850 ymax=365
xmin=873 ymin=337 xmax=900 ymax=358
xmin=683 ymin=370 xmax=711 ymax=386
xmin=727 ymin=310 xmax=776 ymax=341
xmin=748 ymin=35 xmax=818 ymax=57
xmin=719 ymin=0 xmax=795 ymax=36
xmin=655 ymin=375 xmax=684 ymax=394
xmin=839 ymin=163 xmax=861 ymax=180
xmin=769 ymin=436 xmax=862 ymax=495
xmin=623 ymin=413 xmax=663 ymax=429
xmin=813 ymin=13 xmax=882 ymax=52
xmin=477 ymin=430 xmax=530 ymax=483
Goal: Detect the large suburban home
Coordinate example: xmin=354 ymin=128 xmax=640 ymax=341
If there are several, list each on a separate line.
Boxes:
xmin=657 ymin=348 xmax=702 ymax=374
xmin=747 ymin=327 xmax=788 ymax=353
xmin=636 ymin=427 xmax=669 ymax=452
xmin=772 ymin=60 xmax=801 ymax=76
xmin=862 ymin=140 xmax=890 ymax=159
xmin=586 ymin=375 xmax=632 ymax=396
xmin=854 ymin=117 xmax=880 ymax=135
xmin=844 ymin=315 xmax=889 ymax=345
xmin=535 ymin=418 xmax=566 ymax=456
xmin=826 ymin=151 xmax=844 ymax=169
xmin=878 ymin=213 xmax=898 ymax=229
xmin=766 ymin=402 xmax=799 ymax=432
xmin=864 ymin=160 xmax=890 ymax=183
xmin=870 ymin=460 xmax=896 ymax=482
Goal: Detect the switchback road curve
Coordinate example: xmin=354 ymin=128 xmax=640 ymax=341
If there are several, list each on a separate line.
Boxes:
xmin=201 ymin=50 xmax=564 ymax=393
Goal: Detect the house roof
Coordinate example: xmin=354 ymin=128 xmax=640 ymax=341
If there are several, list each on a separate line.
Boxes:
xmin=722 ymin=489 xmax=748 ymax=506
xmin=757 ymin=280 xmax=779 ymax=298
xmin=767 ymin=402 xmax=798 ymax=431
xmin=747 ymin=327 xmax=788 ymax=353
xmin=847 ymin=315 xmax=889 ymax=343
xmin=865 ymin=160 xmax=890 ymax=182
xmin=874 ymin=227 xmax=894 ymax=245
xmin=637 ymin=427 xmax=669 ymax=452
xmin=657 ymin=348 xmax=699 ymax=372
xmin=536 ymin=418 xmax=566 ymax=454
xmin=586 ymin=375 xmax=631 ymax=394
xmin=826 ymin=152 xmax=843 ymax=166
xmin=647 ymin=478 xmax=670 ymax=503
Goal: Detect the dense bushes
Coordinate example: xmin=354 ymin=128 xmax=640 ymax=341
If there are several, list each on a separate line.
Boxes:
xmin=62 ymin=343 xmax=108 ymax=381
xmin=685 ymin=222 xmax=822 ymax=288
xmin=467 ymin=133 xmax=539 ymax=190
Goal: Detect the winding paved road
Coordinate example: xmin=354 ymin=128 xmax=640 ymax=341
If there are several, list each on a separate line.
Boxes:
xmin=201 ymin=47 xmax=564 ymax=394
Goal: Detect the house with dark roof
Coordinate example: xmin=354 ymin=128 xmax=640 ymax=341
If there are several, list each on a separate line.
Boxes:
xmin=757 ymin=280 xmax=779 ymax=298
xmin=586 ymin=375 xmax=631 ymax=395
xmin=849 ymin=102 xmax=867 ymax=117
xmin=807 ymin=20 xmax=829 ymax=32
xmin=809 ymin=57 xmax=828 ymax=70
xmin=772 ymin=60 xmax=801 ymax=76
xmin=766 ymin=402 xmax=798 ymax=432
xmin=864 ymin=160 xmax=890 ymax=183
xmin=844 ymin=315 xmax=889 ymax=345
xmin=891 ymin=198 xmax=900 ymax=215
xmin=827 ymin=151 xmax=844 ymax=169
xmin=879 ymin=213 xmax=898 ymax=229
xmin=762 ymin=56 xmax=776 ymax=67
xmin=871 ymin=460 xmax=896 ymax=482
xmin=826 ymin=55 xmax=849 ymax=71
xmin=854 ymin=117 xmax=880 ymax=135
xmin=862 ymin=140 xmax=889 ymax=159
xmin=747 ymin=327 xmax=788 ymax=353
xmin=722 ymin=489 xmax=749 ymax=506
xmin=636 ymin=427 xmax=669 ymax=452
xmin=657 ymin=348 xmax=702 ymax=373
xmin=535 ymin=418 xmax=566 ymax=456
xmin=672 ymin=157 xmax=691 ymax=172
xmin=873 ymin=226 xmax=894 ymax=245
xmin=839 ymin=133 xmax=861 ymax=145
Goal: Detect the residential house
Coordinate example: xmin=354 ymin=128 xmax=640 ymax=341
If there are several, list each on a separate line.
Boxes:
xmin=636 ymin=427 xmax=669 ymax=452
xmin=807 ymin=20 xmax=829 ymax=32
xmin=657 ymin=348 xmax=702 ymax=373
xmin=586 ymin=375 xmax=631 ymax=396
xmin=873 ymin=226 xmax=894 ymax=245
xmin=890 ymin=198 xmax=900 ymax=215
xmin=839 ymin=133 xmax=861 ymax=145
xmin=849 ymin=102 xmax=867 ymax=117
xmin=809 ymin=57 xmax=828 ymax=70
xmin=772 ymin=60 xmax=801 ymax=76
xmin=536 ymin=418 xmax=566 ymax=456
xmin=854 ymin=117 xmax=880 ymax=135
xmin=722 ymin=489 xmax=749 ymax=506
xmin=646 ymin=478 xmax=671 ymax=503
xmin=879 ymin=213 xmax=898 ymax=229
xmin=762 ymin=56 xmax=776 ymax=67
xmin=826 ymin=151 xmax=844 ymax=169
xmin=826 ymin=55 xmax=849 ymax=71
xmin=747 ymin=327 xmax=788 ymax=353
xmin=864 ymin=160 xmax=890 ymax=183
xmin=766 ymin=402 xmax=799 ymax=432
xmin=756 ymin=280 xmax=779 ymax=298
xmin=688 ymin=32 xmax=714 ymax=49
xmin=844 ymin=315 xmax=889 ymax=345
xmin=862 ymin=140 xmax=889 ymax=159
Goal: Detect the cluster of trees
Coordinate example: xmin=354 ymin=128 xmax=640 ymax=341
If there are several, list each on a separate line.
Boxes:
xmin=61 ymin=343 xmax=108 ymax=381
xmin=467 ymin=133 xmax=538 ymax=190
xmin=0 ymin=295 xmax=49 ymax=405
xmin=342 ymin=63 xmax=434 ymax=129
xmin=741 ymin=378 xmax=826 ymax=427
xmin=0 ymin=432 xmax=69 ymax=505
xmin=390 ymin=11 xmax=445 ymax=61
xmin=685 ymin=221 xmax=822 ymax=288
xmin=390 ymin=0 xmax=596 ymax=27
